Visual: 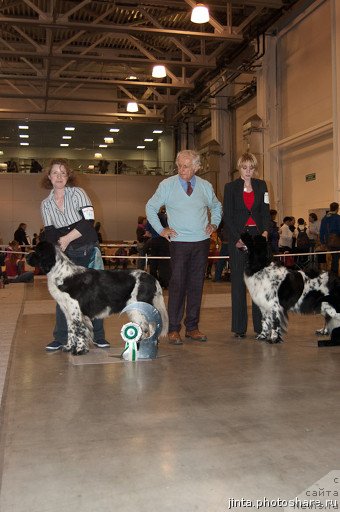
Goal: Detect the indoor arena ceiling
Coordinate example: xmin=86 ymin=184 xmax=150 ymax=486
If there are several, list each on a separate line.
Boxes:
xmin=0 ymin=0 xmax=309 ymax=149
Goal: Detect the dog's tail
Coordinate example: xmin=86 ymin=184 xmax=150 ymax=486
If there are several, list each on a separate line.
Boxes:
xmin=153 ymin=280 xmax=169 ymax=338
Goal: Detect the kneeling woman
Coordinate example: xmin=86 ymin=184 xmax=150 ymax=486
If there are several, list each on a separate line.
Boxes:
xmin=223 ymin=152 xmax=271 ymax=338
xmin=40 ymin=158 xmax=110 ymax=352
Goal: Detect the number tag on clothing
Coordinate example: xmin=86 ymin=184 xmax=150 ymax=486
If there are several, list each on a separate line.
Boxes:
xmin=80 ymin=206 xmax=94 ymax=220
xmin=264 ymin=192 xmax=269 ymax=204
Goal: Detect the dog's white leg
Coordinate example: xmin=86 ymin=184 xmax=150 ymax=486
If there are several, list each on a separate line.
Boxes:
xmin=255 ymin=311 xmax=270 ymax=340
xmin=269 ymin=308 xmax=284 ymax=344
xmin=61 ymin=300 xmax=92 ymax=355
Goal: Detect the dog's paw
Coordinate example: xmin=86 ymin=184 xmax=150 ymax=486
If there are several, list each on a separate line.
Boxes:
xmin=62 ymin=344 xmax=73 ymax=352
xmin=268 ymin=336 xmax=284 ymax=344
xmin=255 ymin=333 xmax=267 ymax=341
xmin=72 ymin=347 xmax=89 ymax=355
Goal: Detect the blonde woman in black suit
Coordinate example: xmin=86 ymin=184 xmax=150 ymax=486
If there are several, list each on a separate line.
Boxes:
xmin=223 ymin=153 xmax=271 ymax=338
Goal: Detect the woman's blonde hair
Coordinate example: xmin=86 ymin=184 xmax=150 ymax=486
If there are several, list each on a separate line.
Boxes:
xmin=41 ymin=158 xmax=76 ymax=189
xmin=237 ymin=152 xmax=258 ymax=170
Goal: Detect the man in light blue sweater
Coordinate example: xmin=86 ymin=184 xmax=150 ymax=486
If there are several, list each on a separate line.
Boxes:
xmin=146 ymin=149 xmax=222 ymax=345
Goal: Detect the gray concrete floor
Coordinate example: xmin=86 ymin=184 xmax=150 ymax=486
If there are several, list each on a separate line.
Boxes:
xmin=0 ymin=278 xmax=340 ymax=512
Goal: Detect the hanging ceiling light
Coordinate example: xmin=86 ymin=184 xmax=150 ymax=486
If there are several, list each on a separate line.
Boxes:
xmin=152 ymin=65 xmax=166 ymax=78
xmin=127 ymin=101 xmax=138 ymax=112
xmin=191 ymin=3 xmax=209 ymax=23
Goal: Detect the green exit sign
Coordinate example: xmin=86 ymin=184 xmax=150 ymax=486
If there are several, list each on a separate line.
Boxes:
xmin=305 ymin=173 xmax=316 ymax=182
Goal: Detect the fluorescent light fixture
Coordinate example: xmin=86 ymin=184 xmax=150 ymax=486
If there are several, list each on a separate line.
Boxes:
xmin=88 ymin=165 xmax=95 ymax=170
xmin=104 ymin=137 xmax=114 ymax=144
xmin=127 ymin=102 xmax=138 ymax=112
xmin=20 ymin=142 xmax=29 ymax=146
xmin=144 ymin=138 xmax=154 ymax=142
xmin=191 ymin=3 xmax=209 ymax=23
xmin=99 ymin=144 xmax=107 ymax=148
xmin=18 ymin=125 xmax=29 ymax=129
xmin=152 ymin=65 xmax=166 ymax=78
xmin=153 ymin=129 xmax=163 ymax=134
xmin=19 ymin=134 xmax=29 ymax=138
xmin=109 ymin=128 xmax=120 ymax=133
xmin=62 ymin=135 xmax=72 ymax=139
xmin=95 ymin=153 xmax=102 ymax=158
xmin=137 ymin=145 xmax=145 ymax=149
xmin=60 ymin=143 xmax=69 ymax=147
xmin=65 ymin=126 xmax=75 ymax=131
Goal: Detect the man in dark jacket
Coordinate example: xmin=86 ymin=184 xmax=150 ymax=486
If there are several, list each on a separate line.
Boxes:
xmin=320 ymin=202 xmax=340 ymax=275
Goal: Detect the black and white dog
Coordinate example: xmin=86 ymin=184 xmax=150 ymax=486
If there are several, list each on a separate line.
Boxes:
xmin=241 ymin=232 xmax=340 ymax=344
xmin=27 ymin=241 xmax=169 ymax=354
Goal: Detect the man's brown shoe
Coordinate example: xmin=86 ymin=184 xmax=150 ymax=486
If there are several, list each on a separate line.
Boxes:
xmin=168 ymin=331 xmax=183 ymax=345
xmin=185 ymin=329 xmax=207 ymax=342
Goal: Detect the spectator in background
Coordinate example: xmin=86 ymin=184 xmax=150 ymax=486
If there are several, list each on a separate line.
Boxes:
xmin=144 ymin=208 xmax=171 ymax=289
xmin=98 ymin=160 xmax=109 ymax=174
xmin=32 ymin=233 xmax=39 ymax=246
xmin=14 ymin=222 xmax=29 ymax=248
xmin=307 ymin=212 xmax=321 ymax=248
xmin=320 ymin=202 xmax=340 ymax=275
xmin=30 ymin=159 xmax=43 ymax=173
xmin=279 ymin=216 xmax=294 ymax=252
xmin=268 ymin=209 xmax=280 ymax=254
xmin=136 ymin=216 xmax=151 ymax=270
xmin=213 ymin=221 xmax=229 ymax=282
xmin=7 ymin=160 xmax=18 ymax=173
xmin=5 ymin=241 xmax=34 ymax=283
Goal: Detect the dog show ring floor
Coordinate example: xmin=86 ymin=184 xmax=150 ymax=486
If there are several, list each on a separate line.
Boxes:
xmin=0 ymin=277 xmax=340 ymax=512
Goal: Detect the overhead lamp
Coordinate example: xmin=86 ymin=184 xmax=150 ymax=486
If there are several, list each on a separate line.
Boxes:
xmin=152 ymin=65 xmax=166 ymax=78
xmin=63 ymin=135 xmax=72 ymax=139
xmin=153 ymin=129 xmax=163 ymax=134
xmin=191 ymin=3 xmax=209 ymax=23
xmin=110 ymin=128 xmax=120 ymax=133
xmin=18 ymin=125 xmax=29 ymax=129
xmin=126 ymin=75 xmax=137 ymax=80
xmin=144 ymin=138 xmax=154 ymax=142
xmin=88 ymin=165 xmax=95 ymax=170
xmin=60 ymin=143 xmax=69 ymax=147
xmin=65 ymin=126 xmax=75 ymax=131
xmin=104 ymin=137 xmax=114 ymax=144
xmin=99 ymin=144 xmax=107 ymax=148
xmin=95 ymin=152 xmax=102 ymax=158
xmin=127 ymin=102 xmax=138 ymax=113
xmin=137 ymin=145 xmax=145 ymax=149
xmin=20 ymin=142 xmax=29 ymax=146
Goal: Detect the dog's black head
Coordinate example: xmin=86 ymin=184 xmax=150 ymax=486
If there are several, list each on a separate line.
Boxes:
xmin=241 ymin=232 xmax=273 ymax=275
xmin=26 ymin=241 xmax=56 ymax=274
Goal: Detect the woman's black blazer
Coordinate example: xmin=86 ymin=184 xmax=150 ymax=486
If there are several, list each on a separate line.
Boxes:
xmin=223 ymin=177 xmax=271 ymax=243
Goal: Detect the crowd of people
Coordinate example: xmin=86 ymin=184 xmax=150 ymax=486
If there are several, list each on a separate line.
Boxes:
xmin=2 ymin=151 xmax=340 ymax=347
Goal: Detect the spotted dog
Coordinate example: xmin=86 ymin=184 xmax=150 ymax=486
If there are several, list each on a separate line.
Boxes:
xmin=27 ymin=241 xmax=169 ymax=355
xmin=241 ymin=232 xmax=340 ymax=344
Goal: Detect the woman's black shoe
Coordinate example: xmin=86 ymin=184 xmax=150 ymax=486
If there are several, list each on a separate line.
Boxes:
xmin=234 ymin=333 xmax=246 ymax=338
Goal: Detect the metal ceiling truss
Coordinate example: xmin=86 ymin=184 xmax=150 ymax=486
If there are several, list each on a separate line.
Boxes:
xmin=0 ymin=0 xmax=298 ymax=124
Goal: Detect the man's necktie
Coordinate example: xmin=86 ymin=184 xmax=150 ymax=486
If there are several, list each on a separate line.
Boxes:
xmin=187 ymin=181 xmax=193 ymax=196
